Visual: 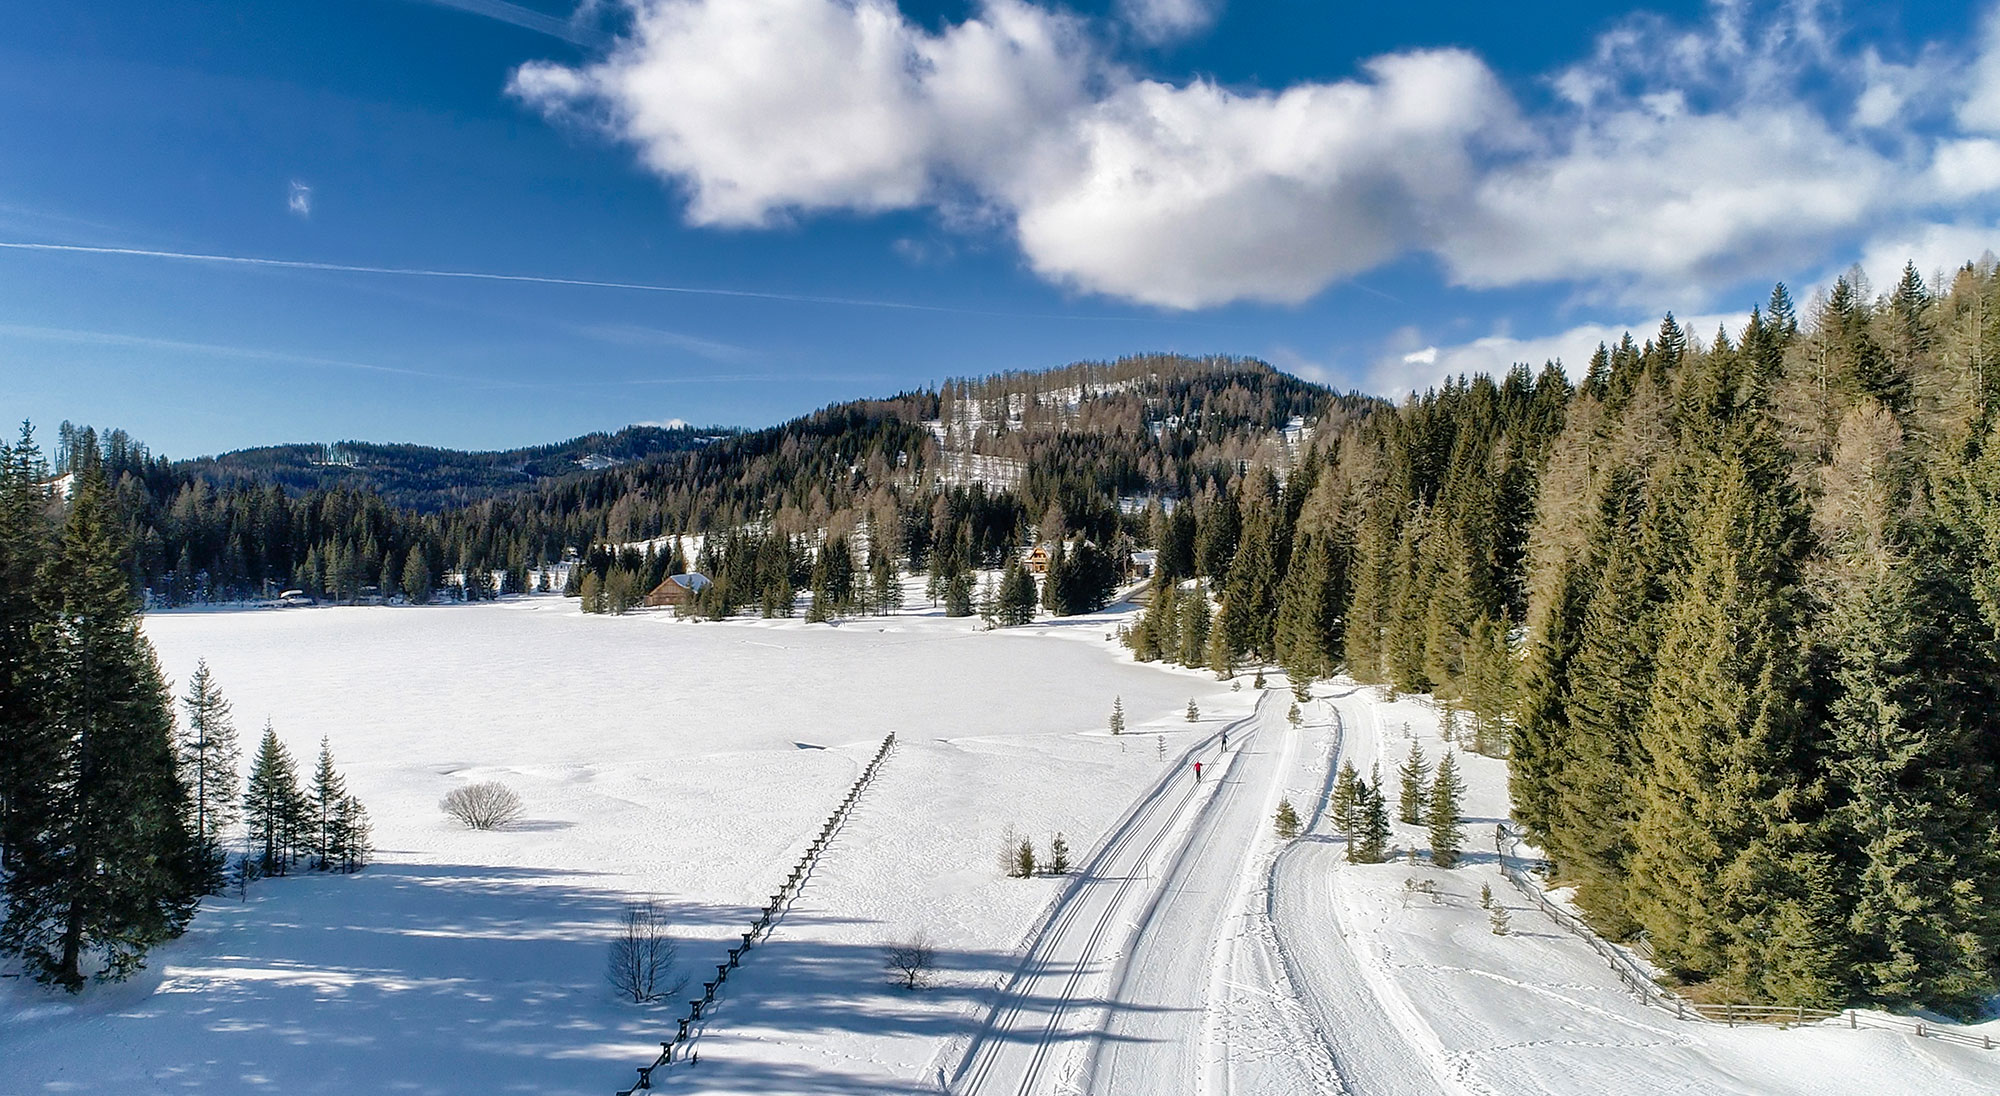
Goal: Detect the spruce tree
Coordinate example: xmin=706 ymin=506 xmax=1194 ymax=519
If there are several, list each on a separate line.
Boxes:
xmin=1331 ymin=759 xmax=1361 ymax=846
xmin=1130 ymin=578 xmax=1175 ymax=660
xmin=1821 ymin=521 xmax=2000 ymax=1016
xmin=244 ymin=723 xmax=307 ymax=876
xmin=0 ymin=468 xmax=200 ymax=990
xmin=1177 ymin=586 xmax=1211 ymax=667
xmin=1275 ymin=531 xmax=1339 ymax=684
xmin=1108 ymin=696 xmax=1125 ymax=735
xmin=1544 ymin=471 xmax=1654 ymax=932
xmin=1397 ymin=740 xmax=1430 ymax=826
xmin=0 ymin=423 xmax=53 ymax=873
xmin=178 ymin=660 xmax=241 ymax=893
xmin=1428 ymin=749 xmax=1465 ymax=868
xmin=1627 ymin=424 xmax=1822 ymax=1001
xmin=1356 ymin=771 xmax=1391 ymax=864
xmin=328 ymin=794 xmax=372 ymax=874
xmin=310 ymin=737 xmax=348 ymax=870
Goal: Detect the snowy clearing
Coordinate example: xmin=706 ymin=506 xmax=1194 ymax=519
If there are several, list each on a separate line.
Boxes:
xmin=0 ymin=593 xmax=1254 ymax=1095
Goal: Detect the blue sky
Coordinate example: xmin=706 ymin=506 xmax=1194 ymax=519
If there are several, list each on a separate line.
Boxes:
xmin=1 ymin=0 xmax=1996 ymax=456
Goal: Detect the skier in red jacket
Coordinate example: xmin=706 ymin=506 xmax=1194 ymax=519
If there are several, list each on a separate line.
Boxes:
xmin=1194 ymin=760 xmax=1203 ymax=782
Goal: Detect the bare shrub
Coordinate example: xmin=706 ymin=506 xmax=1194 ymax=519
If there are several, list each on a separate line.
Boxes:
xmin=885 ymin=930 xmax=936 ymax=990
xmin=607 ymin=900 xmax=685 ymax=1003
xmin=441 ymin=781 xmax=524 ymax=830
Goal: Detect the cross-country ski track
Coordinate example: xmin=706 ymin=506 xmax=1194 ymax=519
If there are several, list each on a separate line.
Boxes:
xmin=953 ymin=686 xmax=1349 ymax=1096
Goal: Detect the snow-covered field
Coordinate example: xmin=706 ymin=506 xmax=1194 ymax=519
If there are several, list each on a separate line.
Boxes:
xmin=0 ymin=592 xmax=1253 ymax=1095
xmin=5 ymin=591 xmax=1997 ymax=1096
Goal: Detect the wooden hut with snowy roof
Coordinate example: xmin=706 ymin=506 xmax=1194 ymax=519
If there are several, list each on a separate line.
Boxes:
xmin=644 ymin=572 xmax=713 ymax=609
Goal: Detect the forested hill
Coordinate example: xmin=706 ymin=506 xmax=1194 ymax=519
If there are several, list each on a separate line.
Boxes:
xmin=26 ymin=354 xmax=1363 ymax=606
xmin=167 ymin=423 xmax=735 ymax=512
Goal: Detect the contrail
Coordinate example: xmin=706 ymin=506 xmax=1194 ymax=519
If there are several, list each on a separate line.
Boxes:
xmin=0 ymin=240 xmax=1171 ymax=323
xmin=402 ymin=0 xmax=603 ymax=47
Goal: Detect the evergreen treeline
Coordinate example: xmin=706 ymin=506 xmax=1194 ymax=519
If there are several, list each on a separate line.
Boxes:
xmin=0 ymin=429 xmax=372 ymax=989
xmin=170 ymin=422 xmax=732 ymax=512
xmin=1123 ymin=259 xmax=2000 ymax=1016
xmin=52 ymin=355 xmax=1361 ymax=611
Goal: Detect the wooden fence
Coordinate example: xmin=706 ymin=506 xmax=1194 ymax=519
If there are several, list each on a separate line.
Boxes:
xmin=1493 ymin=823 xmax=1995 ymax=1050
xmin=615 ymin=732 xmax=899 ymax=1093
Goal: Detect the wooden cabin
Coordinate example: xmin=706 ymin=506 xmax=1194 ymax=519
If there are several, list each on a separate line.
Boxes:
xmin=644 ymin=572 xmax=713 ymax=609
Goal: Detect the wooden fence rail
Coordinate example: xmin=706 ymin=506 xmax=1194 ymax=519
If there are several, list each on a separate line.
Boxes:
xmin=1494 ymin=823 xmax=1994 ymax=1050
xmin=615 ymin=732 xmax=898 ymax=1094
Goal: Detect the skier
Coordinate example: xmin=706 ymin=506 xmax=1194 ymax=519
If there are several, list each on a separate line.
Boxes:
xmin=1222 ymin=729 xmax=1228 ymax=750
xmin=1194 ymin=760 xmax=1203 ymax=782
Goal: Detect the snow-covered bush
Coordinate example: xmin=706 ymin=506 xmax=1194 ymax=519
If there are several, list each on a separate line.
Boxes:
xmin=441 ymin=781 xmax=524 ymax=830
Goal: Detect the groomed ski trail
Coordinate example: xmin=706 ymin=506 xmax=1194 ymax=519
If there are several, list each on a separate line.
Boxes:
xmin=952 ymin=691 xmax=1288 ymax=1096
xmin=1265 ymin=688 xmax=1464 ymax=1096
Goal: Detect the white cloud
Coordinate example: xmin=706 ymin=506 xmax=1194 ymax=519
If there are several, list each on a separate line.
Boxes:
xmin=1961 ymin=6 xmax=2000 ymax=134
xmin=287 ymin=181 xmax=312 ymax=218
xmin=1011 ymin=51 xmax=1513 ymax=307
xmin=1370 ymin=311 xmax=1749 ymax=397
xmin=511 ymin=0 xmax=1090 ymax=227
xmin=1848 ymin=221 xmax=2000 ymax=296
xmin=1932 ymin=138 xmax=2000 ymax=199
xmin=1118 ymin=0 xmax=1217 ymax=44
xmin=512 ymin=0 xmax=2000 ymax=311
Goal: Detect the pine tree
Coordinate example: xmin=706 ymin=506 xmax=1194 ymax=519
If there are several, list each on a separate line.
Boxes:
xmin=1356 ymin=769 xmax=1391 ymax=863
xmin=1627 ymin=424 xmax=1821 ymax=1001
xmin=0 ymin=468 xmax=200 ymax=990
xmin=0 ymin=423 xmax=53 ymax=873
xmin=309 ymin=737 xmax=348 ymax=870
xmin=1275 ymin=531 xmax=1339 ymax=684
xmin=995 ymin=555 xmax=1037 ymax=626
xmin=1428 ymin=749 xmax=1465 ymax=868
xmin=1821 ymin=520 xmax=2000 ymax=1016
xmin=1108 ymin=696 xmax=1125 ymax=735
xmin=1331 ymin=759 xmax=1361 ymax=843
xmin=1177 ymin=586 xmax=1211 ymax=667
xmin=1047 ymin=833 xmax=1070 ymax=874
xmin=1185 ymin=698 xmax=1200 ymax=722
xmin=244 ymin=723 xmax=307 ymax=876
xmin=328 ymin=794 xmax=372 ymax=874
xmin=1274 ymin=798 xmax=1301 ymax=839
xmin=178 ymin=660 xmax=241 ymax=893
xmin=1397 ymin=740 xmax=1430 ymax=826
